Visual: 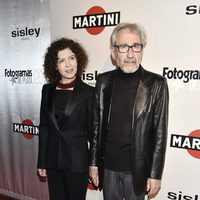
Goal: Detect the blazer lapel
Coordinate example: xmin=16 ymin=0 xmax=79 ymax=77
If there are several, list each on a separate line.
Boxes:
xmin=134 ymin=81 xmax=150 ymax=119
xmin=48 ymin=83 xmax=60 ymax=132
xmin=134 ymin=67 xmax=152 ymax=120
xmin=106 ymin=71 xmax=116 ymax=125
xmin=64 ymin=77 xmax=83 ymax=118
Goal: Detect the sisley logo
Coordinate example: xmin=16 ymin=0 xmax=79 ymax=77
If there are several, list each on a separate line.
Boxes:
xmin=168 ymin=191 xmax=200 ymax=200
xmin=185 ymin=5 xmax=200 ymax=15
xmin=11 ymin=27 xmax=41 ymax=38
xmin=82 ymin=70 xmax=99 ymax=81
xmin=82 ymin=70 xmax=99 ymax=86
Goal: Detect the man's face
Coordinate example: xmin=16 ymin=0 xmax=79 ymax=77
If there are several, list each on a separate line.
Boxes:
xmin=111 ymin=29 xmax=144 ymax=73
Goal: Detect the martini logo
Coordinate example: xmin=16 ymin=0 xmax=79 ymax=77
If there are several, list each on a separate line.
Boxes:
xmin=170 ymin=130 xmax=200 ymax=159
xmin=13 ymin=119 xmax=39 ymax=140
xmin=73 ymin=6 xmax=120 ymax=35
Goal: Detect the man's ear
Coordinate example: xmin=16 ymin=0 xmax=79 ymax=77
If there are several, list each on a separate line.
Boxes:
xmin=110 ymin=45 xmax=117 ymax=66
xmin=110 ymin=45 xmax=116 ymax=60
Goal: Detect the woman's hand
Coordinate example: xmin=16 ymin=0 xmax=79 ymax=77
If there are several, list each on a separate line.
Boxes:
xmin=37 ymin=168 xmax=47 ymax=180
xmin=89 ymin=166 xmax=99 ymax=187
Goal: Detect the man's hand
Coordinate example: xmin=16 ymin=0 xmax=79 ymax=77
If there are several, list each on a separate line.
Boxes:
xmin=89 ymin=166 xmax=99 ymax=187
xmin=146 ymin=178 xmax=161 ymax=199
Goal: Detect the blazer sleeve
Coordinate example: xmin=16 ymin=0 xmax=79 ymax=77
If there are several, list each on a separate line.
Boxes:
xmin=150 ymin=78 xmax=169 ymax=179
xmin=37 ymin=84 xmax=49 ymax=169
xmin=86 ymin=86 xmax=95 ymax=143
xmin=90 ymin=75 xmax=102 ymax=166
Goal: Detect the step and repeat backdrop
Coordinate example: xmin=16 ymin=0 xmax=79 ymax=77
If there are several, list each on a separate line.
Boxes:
xmin=0 ymin=0 xmax=200 ymax=199
xmin=0 ymin=0 xmax=50 ymax=199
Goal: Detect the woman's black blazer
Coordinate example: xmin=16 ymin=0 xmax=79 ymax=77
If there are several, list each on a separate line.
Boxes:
xmin=37 ymin=77 xmax=94 ymax=173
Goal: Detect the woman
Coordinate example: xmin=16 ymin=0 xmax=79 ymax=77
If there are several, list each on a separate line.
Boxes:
xmin=37 ymin=38 xmax=94 ymax=200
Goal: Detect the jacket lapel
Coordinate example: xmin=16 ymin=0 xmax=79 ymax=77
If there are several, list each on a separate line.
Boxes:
xmin=47 ymin=83 xmax=60 ymax=132
xmin=105 ymin=71 xmax=116 ymax=125
xmin=134 ymin=67 xmax=151 ymax=120
xmin=63 ymin=77 xmax=83 ymax=118
xmin=134 ymin=81 xmax=149 ymax=119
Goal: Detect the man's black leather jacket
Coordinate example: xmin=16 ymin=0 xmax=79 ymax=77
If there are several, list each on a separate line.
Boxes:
xmin=90 ymin=66 xmax=169 ymax=195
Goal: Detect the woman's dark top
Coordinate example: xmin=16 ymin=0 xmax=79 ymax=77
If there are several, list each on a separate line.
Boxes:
xmin=54 ymin=89 xmax=73 ymax=128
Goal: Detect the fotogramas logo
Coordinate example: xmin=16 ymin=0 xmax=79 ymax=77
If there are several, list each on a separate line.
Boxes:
xmin=11 ymin=26 xmax=41 ymax=40
xmin=73 ymin=6 xmax=120 ymax=35
xmin=13 ymin=119 xmax=39 ymax=140
xmin=170 ymin=130 xmax=200 ymax=159
xmin=5 ymin=68 xmax=32 ymax=85
xmin=163 ymin=67 xmax=200 ymax=83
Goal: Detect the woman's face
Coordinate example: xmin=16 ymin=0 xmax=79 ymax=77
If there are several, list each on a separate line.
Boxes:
xmin=56 ymin=48 xmax=78 ymax=83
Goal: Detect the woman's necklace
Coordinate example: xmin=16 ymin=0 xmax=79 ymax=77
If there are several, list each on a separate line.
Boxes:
xmin=57 ymin=78 xmax=76 ymax=89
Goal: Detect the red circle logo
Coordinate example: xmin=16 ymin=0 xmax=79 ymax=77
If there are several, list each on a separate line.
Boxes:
xmin=86 ymin=6 xmax=105 ymax=35
xmin=187 ymin=129 xmax=200 ymax=159
xmin=22 ymin=119 xmax=34 ymax=140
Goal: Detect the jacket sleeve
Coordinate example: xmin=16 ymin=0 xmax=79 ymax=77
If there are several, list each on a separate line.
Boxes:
xmin=86 ymin=86 xmax=95 ymax=143
xmin=150 ymin=78 xmax=169 ymax=179
xmin=89 ymin=76 xmax=101 ymax=166
xmin=37 ymin=84 xmax=49 ymax=169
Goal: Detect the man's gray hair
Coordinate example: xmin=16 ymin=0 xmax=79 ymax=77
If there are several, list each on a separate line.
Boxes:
xmin=110 ymin=23 xmax=147 ymax=47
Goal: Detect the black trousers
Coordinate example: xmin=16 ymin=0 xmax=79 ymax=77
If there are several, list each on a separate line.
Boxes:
xmin=47 ymin=169 xmax=88 ymax=200
xmin=103 ymin=169 xmax=146 ymax=200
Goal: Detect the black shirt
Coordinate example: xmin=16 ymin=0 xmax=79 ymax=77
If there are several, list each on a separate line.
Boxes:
xmin=104 ymin=67 xmax=141 ymax=171
xmin=54 ymin=89 xmax=73 ymax=128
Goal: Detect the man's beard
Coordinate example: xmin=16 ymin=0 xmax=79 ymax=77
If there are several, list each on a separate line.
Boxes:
xmin=120 ymin=64 xmax=139 ymax=73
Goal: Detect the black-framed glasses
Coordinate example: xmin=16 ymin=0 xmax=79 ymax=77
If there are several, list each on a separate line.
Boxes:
xmin=114 ymin=43 xmax=143 ymax=53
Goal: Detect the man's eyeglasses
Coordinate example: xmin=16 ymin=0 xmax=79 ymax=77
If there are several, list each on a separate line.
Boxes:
xmin=114 ymin=43 xmax=143 ymax=53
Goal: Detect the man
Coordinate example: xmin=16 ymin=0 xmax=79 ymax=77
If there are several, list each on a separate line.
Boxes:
xmin=89 ymin=23 xmax=169 ymax=200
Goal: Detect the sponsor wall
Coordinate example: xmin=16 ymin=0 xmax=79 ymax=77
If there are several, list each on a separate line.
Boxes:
xmin=50 ymin=0 xmax=200 ymax=200
xmin=0 ymin=0 xmax=199 ymax=199
xmin=0 ymin=0 xmax=50 ymax=199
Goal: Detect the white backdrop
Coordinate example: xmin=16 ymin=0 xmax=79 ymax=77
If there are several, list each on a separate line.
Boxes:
xmin=0 ymin=0 xmax=200 ymax=199
xmin=50 ymin=0 xmax=200 ymax=200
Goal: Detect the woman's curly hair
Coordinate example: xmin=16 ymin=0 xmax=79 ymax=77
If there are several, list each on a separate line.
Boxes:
xmin=43 ymin=38 xmax=88 ymax=83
